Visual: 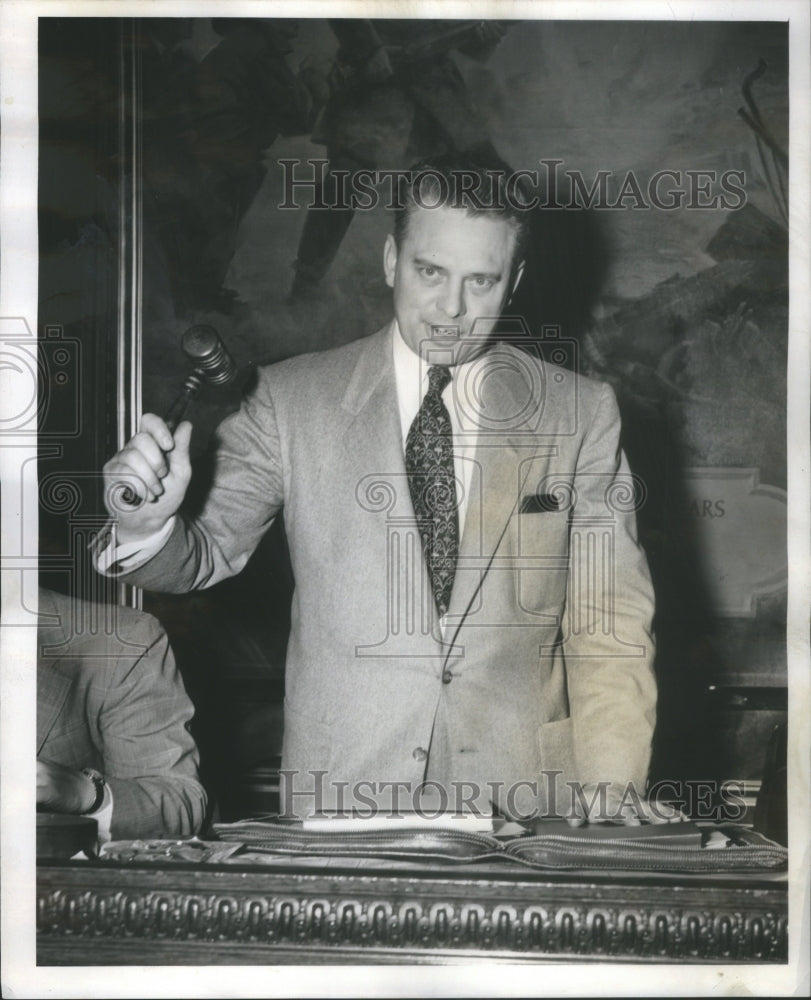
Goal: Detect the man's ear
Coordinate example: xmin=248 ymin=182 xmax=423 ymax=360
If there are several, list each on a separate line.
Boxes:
xmin=383 ymin=234 xmax=398 ymax=289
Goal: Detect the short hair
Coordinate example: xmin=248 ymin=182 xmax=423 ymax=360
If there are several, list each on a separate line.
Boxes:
xmin=392 ymin=153 xmax=532 ymax=271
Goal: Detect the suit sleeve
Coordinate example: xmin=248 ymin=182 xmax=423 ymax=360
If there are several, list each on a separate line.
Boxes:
xmin=115 ymin=369 xmax=285 ymax=594
xmin=563 ymin=383 xmax=657 ymax=793
xmin=100 ymin=615 xmax=208 ymax=839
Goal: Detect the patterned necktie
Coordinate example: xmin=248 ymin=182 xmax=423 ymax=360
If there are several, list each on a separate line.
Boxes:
xmin=405 ymin=365 xmax=459 ymax=618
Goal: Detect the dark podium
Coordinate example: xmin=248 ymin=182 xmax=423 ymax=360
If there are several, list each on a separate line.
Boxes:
xmin=37 ymin=833 xmax=787 ymax=965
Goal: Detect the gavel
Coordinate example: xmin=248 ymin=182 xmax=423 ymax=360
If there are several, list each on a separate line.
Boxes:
xmin=119 ymin=325 xmax=236 ymax=505
xmin=163 ymin=324 xmax=237 ymax=431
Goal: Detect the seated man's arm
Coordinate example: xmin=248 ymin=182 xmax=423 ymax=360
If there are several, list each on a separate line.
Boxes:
xmin=98 ymin=613 xmax=207 ymax=839
xmin=36 ymin=758 xmax=114 ymax=843
xmin=37 ymin=758 xmax=102 ymax=814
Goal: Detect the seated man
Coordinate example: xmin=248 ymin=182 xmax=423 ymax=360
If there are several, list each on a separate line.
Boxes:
xmin=37 ymin=586 xmax=207 ymax=841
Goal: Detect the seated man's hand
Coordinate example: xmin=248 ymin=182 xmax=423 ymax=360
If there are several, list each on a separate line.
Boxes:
xmin=37 ymin=759 xmax=97 ymax=815
xmin=566 ymin=782 xmax=686 ymax=827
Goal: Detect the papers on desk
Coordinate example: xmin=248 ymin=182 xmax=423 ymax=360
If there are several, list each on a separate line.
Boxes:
xmin=210 ymin=818 xmax=788 ymax=873
xmin=528 ymin=817 xmax=704 ymax=847
xmin=302 ymin=811 xmax=495 ymax=834
xmin=100 ymin=837 xmax=243 ymax=865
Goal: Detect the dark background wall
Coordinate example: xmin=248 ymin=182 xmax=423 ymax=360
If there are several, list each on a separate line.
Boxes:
xmin=39 ymin=17 xmax=788 ymax=823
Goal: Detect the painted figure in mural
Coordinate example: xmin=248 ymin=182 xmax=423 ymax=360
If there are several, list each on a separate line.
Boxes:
xmin=142 ymin=18 xmax=313 ymax=317
xmin=288 ymin=18 xmax=511 ymax=301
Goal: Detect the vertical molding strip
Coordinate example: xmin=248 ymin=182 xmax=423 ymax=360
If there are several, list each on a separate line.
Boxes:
xmin=116 ymin=19 xmax=142 ymax=610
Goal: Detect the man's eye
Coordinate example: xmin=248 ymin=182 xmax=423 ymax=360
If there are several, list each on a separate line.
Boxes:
xmin=419 ymin=266 xmax=438 ymax=278
xmin=470 ymin=276 xmax=495 ymax=290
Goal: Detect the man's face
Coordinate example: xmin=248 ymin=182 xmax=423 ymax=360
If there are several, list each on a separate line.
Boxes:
xmin=384 ymin=205 xmax=520 ymax=366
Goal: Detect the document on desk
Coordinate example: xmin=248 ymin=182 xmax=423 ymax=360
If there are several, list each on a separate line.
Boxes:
xmin=302 ymin=783 xmax=495 ymax=832
xmin=302 ymin=812 xmax=495 ymax=834
xmin=527 ymin=818 xmax=704 ymax=847
xmin=506 ymin=822 xmax=787 ymax=872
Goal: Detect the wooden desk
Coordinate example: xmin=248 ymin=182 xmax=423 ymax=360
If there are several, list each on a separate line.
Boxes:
xmin=37 ymin=855 xmax=787 ymax=964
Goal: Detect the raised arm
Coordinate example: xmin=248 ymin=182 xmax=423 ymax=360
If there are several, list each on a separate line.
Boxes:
xmin=99 ymin=369 xmax=285 ymax=593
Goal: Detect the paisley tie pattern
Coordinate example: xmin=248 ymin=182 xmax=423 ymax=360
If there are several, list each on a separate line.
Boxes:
xmin=405 ymin=365 xmax=459 ymax=618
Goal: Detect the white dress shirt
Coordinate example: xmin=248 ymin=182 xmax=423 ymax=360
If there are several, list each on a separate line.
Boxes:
xmin=391 ymin=320 xmax=487 ymax=539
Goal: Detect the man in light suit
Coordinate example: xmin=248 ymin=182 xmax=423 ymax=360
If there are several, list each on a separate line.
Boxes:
xmin=99 ymin=157 xmax=664 ymax=824
xmin=37 ymin=586 xmax=207 ymax=840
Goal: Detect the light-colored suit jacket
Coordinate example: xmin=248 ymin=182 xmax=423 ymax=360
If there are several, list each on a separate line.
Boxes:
xmin=116 ymin=325 xmax=656 ymax=818
xmin=37 ymin=587 xmax=207 ymax=838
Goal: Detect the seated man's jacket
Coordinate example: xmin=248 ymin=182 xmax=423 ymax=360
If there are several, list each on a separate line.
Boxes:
xmin=37 ymin=587 xmax=207 ymax=838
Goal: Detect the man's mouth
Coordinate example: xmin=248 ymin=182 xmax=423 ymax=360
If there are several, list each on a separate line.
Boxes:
xmin=429 ymin=325 xmax=462 ymax=339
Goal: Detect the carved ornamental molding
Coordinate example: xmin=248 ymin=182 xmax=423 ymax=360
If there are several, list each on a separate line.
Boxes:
xmin=37 ymin=863 xmax=788 ymax=964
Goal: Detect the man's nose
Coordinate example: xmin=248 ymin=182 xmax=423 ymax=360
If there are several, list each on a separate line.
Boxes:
xmin=437 ymin=279 xmax=466 ymax=319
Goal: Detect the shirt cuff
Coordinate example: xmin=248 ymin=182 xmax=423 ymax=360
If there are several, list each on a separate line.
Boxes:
xmin=93 ymin=517 xmax=176 ymax=576
xmin=71 ymin=785 xmax=114 ymax=859
xmin=87 ymin=784 xmax=114 ymax=846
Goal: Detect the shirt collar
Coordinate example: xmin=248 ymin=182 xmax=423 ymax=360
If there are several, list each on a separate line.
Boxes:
xmin=392 ymin=321 xmax=424 ymax=416
xmin=391 ymin=320 xmax=488 ymax=403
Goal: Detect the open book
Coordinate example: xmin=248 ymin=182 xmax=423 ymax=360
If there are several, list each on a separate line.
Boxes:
xmin=211 ymin=818 xmax=788 ymax=873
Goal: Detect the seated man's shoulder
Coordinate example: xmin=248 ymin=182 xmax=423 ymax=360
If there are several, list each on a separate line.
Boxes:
xmin=38 ymin=587 xmax=165 ymax=670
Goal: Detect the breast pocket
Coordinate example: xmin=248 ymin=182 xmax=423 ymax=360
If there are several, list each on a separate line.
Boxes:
xmin=513 ymin=510 xmax=570 ymax=618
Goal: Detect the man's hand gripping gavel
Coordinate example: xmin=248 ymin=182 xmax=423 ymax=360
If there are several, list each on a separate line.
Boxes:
xmin=103 ymin=326 xmax=235 ymax=546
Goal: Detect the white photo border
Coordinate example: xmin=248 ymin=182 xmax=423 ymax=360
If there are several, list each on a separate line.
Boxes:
xmin=1 ymin=1 xmax=808 ymax=996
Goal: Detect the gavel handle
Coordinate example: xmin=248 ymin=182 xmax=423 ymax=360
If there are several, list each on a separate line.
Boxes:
xmin=120 ymin=371 xmax=204 ymax=505
xmin=164 ymin=371 xmax=204 ymax=432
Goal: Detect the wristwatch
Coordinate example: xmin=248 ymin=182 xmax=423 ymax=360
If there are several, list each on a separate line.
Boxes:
xmin=80 ymin=768 xmax=106 ymax=814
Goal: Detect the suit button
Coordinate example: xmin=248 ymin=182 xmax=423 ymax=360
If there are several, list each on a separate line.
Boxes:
xmin=442 ymin=669 xmax=453 ymax=684
xmin=412 ymin=747 xmax=427 ymax=761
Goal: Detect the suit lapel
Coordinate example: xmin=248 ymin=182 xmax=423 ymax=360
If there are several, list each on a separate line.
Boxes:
xmin=442 ymin=349 xmax=544 ymax=651
xmin=340 ymin=325 xmax=405 ymax=486
xmin=340 ymin=326 xmax=444 ymax=650
xmin=339 ymin=332 xmax=547 ymax=659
